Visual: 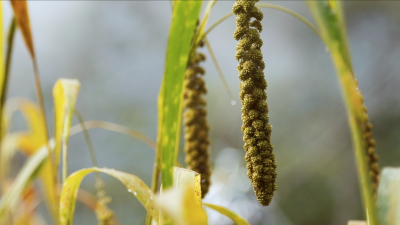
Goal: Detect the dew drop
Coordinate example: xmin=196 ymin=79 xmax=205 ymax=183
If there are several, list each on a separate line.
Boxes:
xmin=231 ymin=100 xmax=236 ymax=106
xmin=134 ymin=192 xmax=137 ymax=195
xmin=150 ymin=196 xmax=153 ymax=200
xmin=128 ymin=189 xmax=132 ymax=193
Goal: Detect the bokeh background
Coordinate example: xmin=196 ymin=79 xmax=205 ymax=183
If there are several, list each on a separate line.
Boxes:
xmin=4 ymin=1 xmax=400 ymax=224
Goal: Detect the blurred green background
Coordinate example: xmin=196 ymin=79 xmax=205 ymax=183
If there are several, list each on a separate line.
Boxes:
xmin=4 ymin=1 xmax=400 ymax=224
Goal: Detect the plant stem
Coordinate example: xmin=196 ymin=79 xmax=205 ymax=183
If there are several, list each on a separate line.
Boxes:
xmin=73 ymin=109 xmax=102 ymax=184
xmin=204 ymin=37 xmax=235 ymax=103
xmin=1 ymin=17 xmax=16 ymax=112
xmin=203 ymin=4 xmax=326 ymax=46
xmin=0 ymin=18 xmax=16 ymax=194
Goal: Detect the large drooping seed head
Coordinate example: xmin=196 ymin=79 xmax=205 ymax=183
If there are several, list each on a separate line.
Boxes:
xmin=233 ymin=0 xmax=277 ymax=206
xmin=183 ymin=52 xmax=212 ymax=198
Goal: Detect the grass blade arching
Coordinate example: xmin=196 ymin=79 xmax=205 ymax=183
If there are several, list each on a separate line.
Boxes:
xmin=53 ymin=79 xmax=80 ymax=182
xmin=59 ymin=168 xmax=158 ymax=225
xmin=307 ymin=1 xmax=379 ymax=224
xmin=203 ymin=203 xmax=250 ymax=225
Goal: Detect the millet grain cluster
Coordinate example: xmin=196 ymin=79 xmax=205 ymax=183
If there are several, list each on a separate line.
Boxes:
xmin=233 ymin=0 xmax=277 ymax=206
xmin=183 ymin=52 xmax=211 ymax=198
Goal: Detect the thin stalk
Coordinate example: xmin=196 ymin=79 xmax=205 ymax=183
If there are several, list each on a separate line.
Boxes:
xmin=73 ymin=110 xmax=103 ymax=187
xmin=202 ymin=4 xmax=326 ymax=46
xmin=32 ymin=62 xmax=54 ymax=183
xmin=0 ymin=17 xmax=17 ymax=194
xmin=1 ymin=18 xmax=16 ymax=114
xmin=69 ymin=120 xmax=156 ymax=151
xmin=204 ymin=37 xmax=235 ymax=104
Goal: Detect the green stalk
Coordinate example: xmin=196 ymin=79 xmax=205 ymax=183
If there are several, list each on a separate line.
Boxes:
xmin=1 ymin=17 xmax=16 ymax=112
xmin=0 ymin=18 xmax=16 ymax=194
xmin=307 ymin=1 xmax=378 ymax=224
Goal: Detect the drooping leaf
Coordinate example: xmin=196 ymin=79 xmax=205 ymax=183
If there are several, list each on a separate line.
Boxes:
xmin=156 ymin=167 xmax=207 ymax=225
xmin=157 ymin=0 xmax=202 ymax=190
xmin=69 ymin=120 xmax=156 ymax=151
xmin=3 ymin=98 xmax=47 ymax=155
xmin=0 ymin=140 xmax=55 ymax=219
xmin=0 ymin=1 xmax=5 ymax=115
xmin=377 ymin=167 xmax=400 ymax=225
xmin=10 ymin=0 xmax=34 ymax=58
xmin=59 ymin=167 xmax=158 ymax=225
xmin=53 ymin=79 xmax=80 ymax=179
xmin=203 ymin=203 xmax=249 ymax=225
xmin=307 ymin=1 xmax=378 ymax=224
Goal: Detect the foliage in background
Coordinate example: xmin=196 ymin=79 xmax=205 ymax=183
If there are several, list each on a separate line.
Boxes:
xmin=0 ymin=0 xmax=400 ymax=225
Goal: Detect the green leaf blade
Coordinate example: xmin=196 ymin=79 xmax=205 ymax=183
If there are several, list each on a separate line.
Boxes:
xmin=158 ymin=0 xmax=202 ymax=190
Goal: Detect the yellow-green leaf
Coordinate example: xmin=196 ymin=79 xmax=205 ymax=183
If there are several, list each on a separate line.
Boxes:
xmin=156 ymin=167 xmax=206 ymax=225
xmin=307 ymin=1 xmax=378 ymax=224
xmin=158 ymin=0 xmax=202 ymax=191
xmin=203 ymin=203 xmax=249 ymax=225
xmin=10 ymin=0 xmax=34 ymax=58
xmin=53 ymin=79 xmax=80 ymax=180
xmin=4 ymin=98 xmax=47 ymax=155
xmin=59 ymin=167 xmax=158 ymax=225
xmin=173 ymin=167 xmax=201 ymax=205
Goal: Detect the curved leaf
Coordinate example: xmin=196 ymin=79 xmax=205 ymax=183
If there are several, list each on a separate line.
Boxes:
xmin=10 ymin=0 xmax=34 ymax=58
xmin=4 ymin=98 xmax=47 ymax=155
xmin=53 ymin=79 xmax=80 ymax=180
xmin=307 ymin=1 xmax=378 ymax=224
xmin=203 ymin=203 xmax=249 ymax=225
xmin=59 ymin=167 xmax=158 ymax=225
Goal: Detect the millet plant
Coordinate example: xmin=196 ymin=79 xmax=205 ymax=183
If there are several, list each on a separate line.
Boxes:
xmin=0 ymin=1 xmax=398 ymax=225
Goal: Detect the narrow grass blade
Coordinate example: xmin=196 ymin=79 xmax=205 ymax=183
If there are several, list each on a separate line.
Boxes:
xmin=0 ymin=17 xmax=16 ymax=137
xmin=3 ymin=98 xmax=47 ymax=155
xmin=203 ymin=203 xmax=249 ymax=225
xmin=194 ymin=0 xmax=217 ymax=47
xmin=156 ymin=167 xmax=206 ymax=225
xmin=59 ymin=167 xmax=158 ymax=225
xmin=0 ymin=2 xmax=5 ymax=128
xmin=69 ymin=120 xmax=156 ymax=151
xmin=10 ymin=1 xmax=34 ymax=58
xmin=204 ymin=38 xmax=235 ymax=103
xmin=157 ymin=0 xmax=202 ymax=190
xmin=307 ymin=1 xmax=378 ymax=224
xmin=10 ymin=0 xmax=50 ymax=156
xmin=377 ymin=168 xmax=400 ymax=225
xmin=202 ymin=4 xmax=323 ymax=45
xmin=0 ymin=140 xmax=55 ymax=219
xmin=53 ymin=79 xmax=80 ymax=182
